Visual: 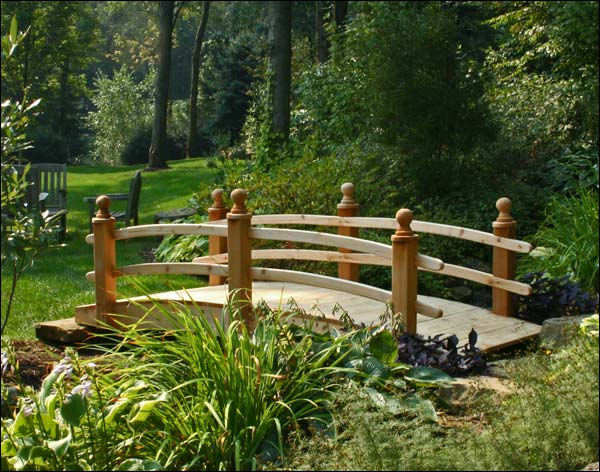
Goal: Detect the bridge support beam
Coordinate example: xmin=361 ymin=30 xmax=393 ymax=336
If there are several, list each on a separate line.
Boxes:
xmin=391 ymin=209 xmax=419 ymax=334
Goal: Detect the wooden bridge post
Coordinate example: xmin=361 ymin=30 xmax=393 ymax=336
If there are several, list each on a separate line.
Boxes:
xmin=492 ymin=197 xmax=516 ymax=317
xmin=391 ymin=209 xmax=419 ymax=334
xmin=208 ymin=188 xmax=229 ymax=286
xmin=92 ymin=195 xmax=117 ymax=326
xmin=337 ymin=182 xmax=360 ymax=282
xmin=227 ymin=189 xmax=254 ymax=328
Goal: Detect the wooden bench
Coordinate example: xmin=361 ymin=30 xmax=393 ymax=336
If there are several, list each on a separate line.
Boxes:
xmin=31 ymin=163 xmax=68 ymax=238
xmin=84 ymin=170 xmax=142 ymax=234
xmin=2 ymin=163 xmax=67 ymax=238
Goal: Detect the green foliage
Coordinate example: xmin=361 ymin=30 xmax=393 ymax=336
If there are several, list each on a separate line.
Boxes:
xmin=580 ymin=314 xmax=599 ymax=338
xmin=1 ymin=1 xmax=102 ymax=163
xmin=1 ymin=348 xmax=167 ymax=471
xmin=86 ymin=67 xmax=154 ymax=165
xmin=519 ymin=187 xmax=599 ymax=294
xmin=485 ymin=1 xmax=599 ymax=152
xmin=282 ymin=331 xmax=599 ymax=471
xmin=154 ymin=214 xmax=208 ymax=263
xmin=1 ymin=19 xmax=62 ymax=336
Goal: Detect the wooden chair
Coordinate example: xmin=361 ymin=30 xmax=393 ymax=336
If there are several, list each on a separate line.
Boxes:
xmin=84 ymin=170 xmax=142 ymax=234
xmin=31 ymin=163 xmax=68 ymax=238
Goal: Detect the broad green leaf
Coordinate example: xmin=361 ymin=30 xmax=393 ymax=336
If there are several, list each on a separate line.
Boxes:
xmin=365 ymin=387 xmax=403 ymax=415
xmin=61 ymin=394 xmax=86 ymax=427
xmin=369 ymin=330 xmax=397 ymax=364
xmin=10 ymin=16 xmax=17 ymax=44
xmin=405 ymin=366 xmax=455 ymax=387
xmin=127 ymin=392 xmax=168 ymax=425
xmin=10 ymin=409 xmax=32 ymax=436
xmin=397 ymin=395 xmax=438 ymax=422
xmin=47 ymin=433 xmax=71 ymax=458
xmin=102 ymin=398 xmax=131 ymax=427
xmin=40 ymin=371 xmax=61 ymax=408
xmin=44 ymin=393 xmax=58 ymax=418
xmin=39 ymin=412 xmax=60 ymax=439
xmin=2 ymin=438 xmax=18 ymax=456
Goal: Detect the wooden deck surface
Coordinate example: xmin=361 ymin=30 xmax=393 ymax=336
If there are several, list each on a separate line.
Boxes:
xmin=121 ymin=281 xmax=540 ymax=352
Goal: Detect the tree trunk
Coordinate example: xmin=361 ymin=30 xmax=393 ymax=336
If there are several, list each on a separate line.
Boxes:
xmin=187 ymin=1 xmax=210 ymax=159
xmin=315 ymin=1 xmax=329 ymax=63
xmin=148 ymin=1 xmax=174 ymax=170
xmin=268 ymin=1 xmax=292 ymax=143
xmin=332 ymin=1 xmax=348 ymax=28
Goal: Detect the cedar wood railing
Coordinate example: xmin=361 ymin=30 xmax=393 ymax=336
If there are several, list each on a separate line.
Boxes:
xmin=82 ymin=183 xmax=532 ymax=333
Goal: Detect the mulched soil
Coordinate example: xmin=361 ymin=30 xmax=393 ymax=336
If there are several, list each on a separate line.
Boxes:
xmin=2 ymin=339 xmax=99 ymax=390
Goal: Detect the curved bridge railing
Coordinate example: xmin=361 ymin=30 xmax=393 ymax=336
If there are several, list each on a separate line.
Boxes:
xmin=82 ymin=183 xmax=532 ymax=333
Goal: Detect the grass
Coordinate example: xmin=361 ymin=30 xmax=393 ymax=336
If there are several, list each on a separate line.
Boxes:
xmin=281 ymin=334 xmax=599 ymax=471
xmin=1 ymin=158 xmax=220 ymax=339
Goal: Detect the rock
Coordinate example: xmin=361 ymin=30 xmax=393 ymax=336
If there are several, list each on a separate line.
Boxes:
xmin=438 ymin=375 xmax=513 ymax=407
xmin=35 ymin=317 xmax=91 ymax=344
xmin=539 ymin=315 xmax=591 ymax=350
xmin=581 ymin=462 xmax=599 ymax=471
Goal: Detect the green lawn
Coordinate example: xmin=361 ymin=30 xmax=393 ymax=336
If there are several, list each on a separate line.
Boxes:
xmin=1 ymin=158 xmax=220 ymax=339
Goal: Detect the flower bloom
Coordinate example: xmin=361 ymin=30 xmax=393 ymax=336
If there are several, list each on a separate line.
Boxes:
xmin=72 ymin=378 xmax=93 ymax=399
xmin=52 ymin=356 xmax=74 ymax=377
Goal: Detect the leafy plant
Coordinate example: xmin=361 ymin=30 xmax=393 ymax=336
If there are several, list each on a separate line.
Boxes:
xmin=519 ymin=186 xmax=599 ymax=294
xmin=516 ymin=271 xmax=599 ymax=324
xmin=396 ymin=329 xmax=487 ymax=377
xmin=1 ymin=19 xmax=63 ymax=335
xmin=580 ymin=314 xmax=599 ymax=338
xmin=86 ymin=67 xmax=155 ymax=165
xmin=153 ymin=214 xmax=208 ymax=263
xmin=1 ymin=348 xmax=165 ymax=471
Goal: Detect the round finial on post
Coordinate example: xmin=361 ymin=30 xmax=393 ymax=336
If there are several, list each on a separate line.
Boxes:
xmin=211 ymin=188 xmax=226 ymax=209
xmin=496 ymin=197 xmax=513 ymax=223
xmin=95 ymin=195 xmax=112 ymax=219
xmin=340 ymin=182 xmax=356 ymax=205
xmin=395 ymin=208 xmax=414 ymax=236
xmin=230 ymin=188 xmax=248 ymax=214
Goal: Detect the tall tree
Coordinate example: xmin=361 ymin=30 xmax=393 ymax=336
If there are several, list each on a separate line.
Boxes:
xmin=186 ymin=1 xmax=210 ymax=158
xmin=148 ymin=1 xmax=182 ymax=170
xmin=332 ymin=1 xmax=348 ymax=28
xmin=315 ymin=1 xmax=328 ymax=63
xmin=268 ymin=1 xmax=292 ymax=143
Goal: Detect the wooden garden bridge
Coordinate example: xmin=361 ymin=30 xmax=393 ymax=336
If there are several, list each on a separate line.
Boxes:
xmin=62 ymin=184 xmax=539 ymax=352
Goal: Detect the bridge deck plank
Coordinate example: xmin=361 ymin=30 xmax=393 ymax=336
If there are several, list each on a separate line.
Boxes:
xmin=107 ymin=281 xmax=540 ymax=352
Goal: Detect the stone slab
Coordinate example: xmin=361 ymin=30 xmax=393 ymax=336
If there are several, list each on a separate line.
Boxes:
xmin=35 ymin=318 xmax=93 ymax=344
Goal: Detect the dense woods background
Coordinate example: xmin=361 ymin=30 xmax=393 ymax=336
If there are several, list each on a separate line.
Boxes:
xmin=1 ymin=1 xmax=598 ymax=287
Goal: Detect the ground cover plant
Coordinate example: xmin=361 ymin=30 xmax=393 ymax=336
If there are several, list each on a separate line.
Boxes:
xmin=0 ymin=158 xmax=218 ymax=339
xmin=1 ymin=301 xmax=456 ymax=471
xmin=281 ymin=317 xmax=600 ymax=471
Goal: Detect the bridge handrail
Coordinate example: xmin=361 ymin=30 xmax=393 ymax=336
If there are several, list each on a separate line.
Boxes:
xmin=192 ymin=250 xmax=530 ymax=296
xmin=85 ymin=186 xmax=530 ymax=332
xmin=233 ymin=214 xmax=533 ymax=253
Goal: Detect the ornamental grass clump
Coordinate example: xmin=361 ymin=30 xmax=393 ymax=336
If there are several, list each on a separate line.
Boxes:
xmin=86 ymin=299 xmax=354 ymax=470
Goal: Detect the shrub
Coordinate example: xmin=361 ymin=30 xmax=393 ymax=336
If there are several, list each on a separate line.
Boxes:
xmin=153 ymin=214 xmax=208 ymax=263
xmin=516 ymin=271 xmax=599 ymax=324
xmin=396 ymin=329 xmax=486 ymax=377
xmin=86 ymin=67 xmax=154 ymax=165
xmin=282 ymin=328 xmax=599 ymax=471
xmin=518 ymin=187 xmax=599 ymax=294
